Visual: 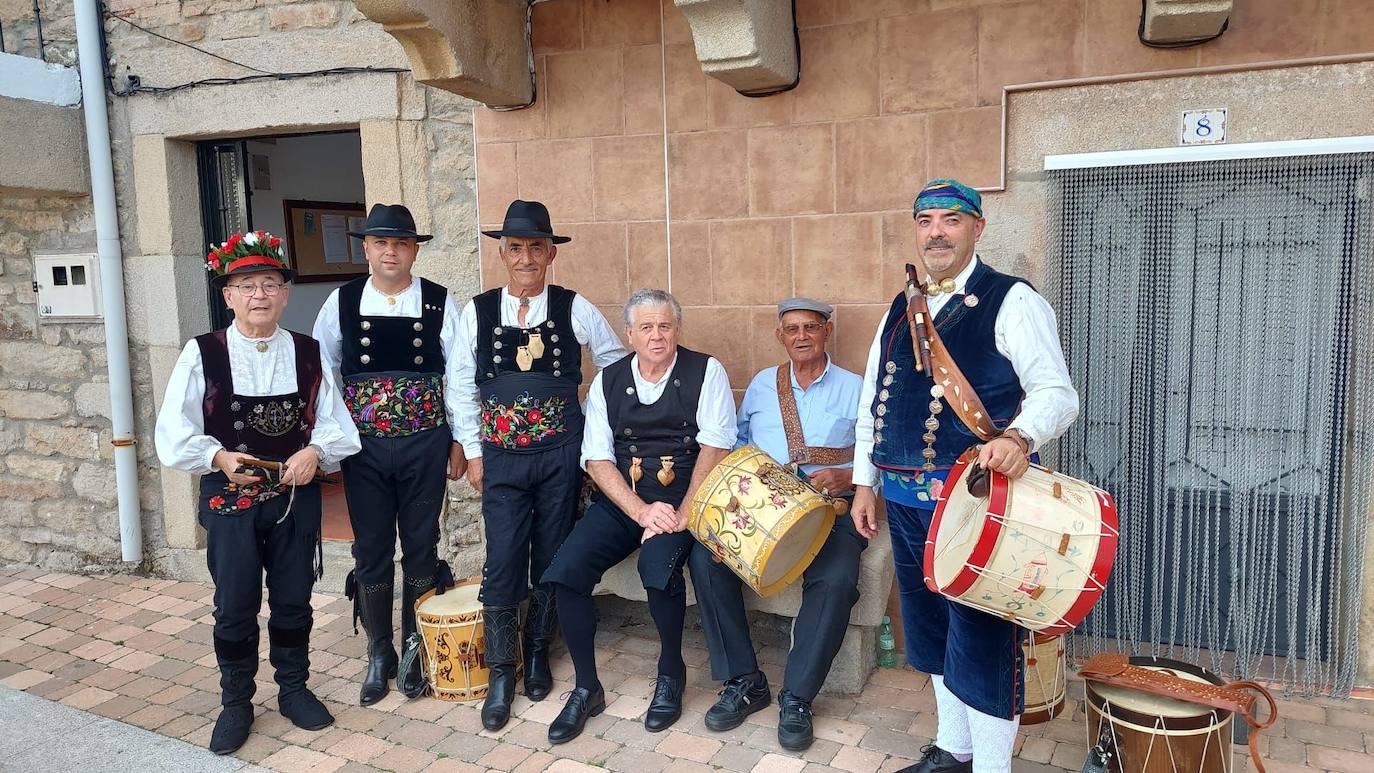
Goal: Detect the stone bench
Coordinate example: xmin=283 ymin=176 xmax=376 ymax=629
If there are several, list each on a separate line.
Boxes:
xmin=592 ymin=521 xmax=895 ymax=695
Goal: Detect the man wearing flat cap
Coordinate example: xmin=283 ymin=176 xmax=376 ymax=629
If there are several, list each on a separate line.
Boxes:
xmin=157 ymin=232 xmax=360 ymax=754
xmin=849 ymin=179 xmax=1078 ymax=773
xmin=452 ymin=200 xmax=626 ymax=730
xmin=312 ymin=203 xmax=466 ymax=706
xmin=688 ymin=297 xmax=864 ymax=751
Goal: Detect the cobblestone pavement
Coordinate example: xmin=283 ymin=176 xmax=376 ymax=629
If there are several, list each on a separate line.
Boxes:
xmin=1 ymin=566 xmax=1370 ymax=773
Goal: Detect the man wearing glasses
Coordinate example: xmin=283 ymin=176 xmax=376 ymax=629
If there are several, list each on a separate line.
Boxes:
xmin=688 ymin=297 xmax=865 ymax=752
xmin=312 ymin=204 xmax=466 ymax=706
xmin=156 ymin=233 xmax=360 ymax=755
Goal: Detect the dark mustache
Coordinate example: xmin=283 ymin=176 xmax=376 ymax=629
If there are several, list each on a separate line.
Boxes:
xmin=925 ymin=239 xmax=953 ymax=249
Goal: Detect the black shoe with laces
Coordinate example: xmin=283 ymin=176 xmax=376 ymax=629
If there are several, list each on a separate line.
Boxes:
xmin=644 ymin=674 xmax=685 ymax=732
xmin=776 ymin=689 xmax=814 ymax=751
xmin=703 ymin=671 xmax=771 ymax=732
xmin=548 ymin=685 xmax=605 ymax=744
xmin=896 ymin=744 xmax=974 ymax=773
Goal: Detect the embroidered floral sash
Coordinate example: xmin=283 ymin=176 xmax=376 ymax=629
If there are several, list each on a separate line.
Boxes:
xmin=481 ymin=391 xmax=570 ymax=449
xmin=343 ymin=373 xmax=447 ymax=438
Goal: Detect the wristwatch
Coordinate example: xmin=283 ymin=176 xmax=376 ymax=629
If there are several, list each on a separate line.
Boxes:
xmin=1005 ymin=428 xmax=1033 ymax=454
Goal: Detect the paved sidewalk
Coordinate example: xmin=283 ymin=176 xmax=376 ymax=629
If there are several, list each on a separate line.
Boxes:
xmin=0 ymin=684 xmax=268 ymax=772
xmin=0 ymin=565 xmax=1370 ymax=772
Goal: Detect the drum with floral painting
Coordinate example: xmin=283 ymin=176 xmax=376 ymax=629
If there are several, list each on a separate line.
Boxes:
xmin=687 ymin=445 xmax=836 ymax=597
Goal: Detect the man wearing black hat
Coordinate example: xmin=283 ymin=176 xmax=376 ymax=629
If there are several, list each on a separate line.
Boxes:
xmin=312 ymin=203 xmax=467 ymax=706
xmin=450 ymin=200 xmax=626 ymax=730
xmin=156 ymin=232 xmax=360 ymax=754
xmin=689 ymin=296 xmax=865 ymax=752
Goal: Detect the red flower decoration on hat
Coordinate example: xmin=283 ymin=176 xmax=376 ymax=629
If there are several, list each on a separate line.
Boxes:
xmin=204 ymin=229 xmax=291 ymax=280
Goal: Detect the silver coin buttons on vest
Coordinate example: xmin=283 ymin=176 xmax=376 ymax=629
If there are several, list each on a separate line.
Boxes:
xmin=413 ymin=338 xmax=423 ymax=347
xmin=360 ymin=337 xmax=371 ymax=347
xmin=414 ymin=322 xmax=423 ymax=331
xmin=361 ymin=320 xmax=371 ymax=331
xmin=414 ymin=356 xmax=424 ymax=365
xmin=493 ymin=355 xmax=502 ymax=364
xmin=360 ymin=354 xmax=371 ymax=365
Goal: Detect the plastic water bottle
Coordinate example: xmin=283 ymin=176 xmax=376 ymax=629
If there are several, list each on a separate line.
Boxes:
xmin=877 ymin=615 xmax=897 ymax=668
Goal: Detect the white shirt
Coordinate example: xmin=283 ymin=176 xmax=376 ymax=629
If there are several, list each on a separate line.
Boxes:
xmin=155 ymin=325 xmax=362 ymax=474
xmin=581 ymin=353 xmax=737 ymax=470
xmin=452 ymin=286 xmax=628 ymax=458
xmin=312 ymin=276 xmax=465 ymax=442
xmin=853 ymin=256 xmax=1079 ymax=488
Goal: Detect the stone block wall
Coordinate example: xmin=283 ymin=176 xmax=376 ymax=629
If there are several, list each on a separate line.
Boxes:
xmin=0 ymin=0 xmax=76 ymax=65
xmin=0 ymin=195 xmax=147 ymax=570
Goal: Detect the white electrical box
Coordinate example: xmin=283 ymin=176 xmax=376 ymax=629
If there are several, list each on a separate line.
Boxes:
xmin=34 ymin=253 xmax=102 ymax=320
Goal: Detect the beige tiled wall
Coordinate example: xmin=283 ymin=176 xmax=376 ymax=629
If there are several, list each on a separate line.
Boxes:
xmin=474 ymin=0 xmax=1374 ymax=396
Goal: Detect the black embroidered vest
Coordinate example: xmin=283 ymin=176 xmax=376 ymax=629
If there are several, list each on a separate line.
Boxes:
xmin=602 ymin=347 xmax=709 ymax=507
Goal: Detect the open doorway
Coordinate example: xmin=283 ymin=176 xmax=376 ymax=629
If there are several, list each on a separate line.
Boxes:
xmin=197 ymin=129 xmax=365 ymax=543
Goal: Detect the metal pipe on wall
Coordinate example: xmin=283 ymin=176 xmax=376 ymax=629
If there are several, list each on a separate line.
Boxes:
xmin=73 ymin=0 xmax=143 ymax=563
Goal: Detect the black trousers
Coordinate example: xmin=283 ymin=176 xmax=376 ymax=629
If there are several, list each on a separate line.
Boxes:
xmin=479 ymin=442 xmax=581 ymax=606
xmin=199 ymin=479 xmax=322 ymax=650
xmin=542 ymin=498 xmax=696 ymax=596
xmin=342 ymin=426 xmax=449 ymax=587
xmin=688 ymin=516 xmax=868 ymax=701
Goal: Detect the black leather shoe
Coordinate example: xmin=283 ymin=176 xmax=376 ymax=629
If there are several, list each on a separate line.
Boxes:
xmin=644 ymin=674 xmax=684 ymax=732
xmin=703 ymin=671 xmax=771 ymax=732
xmin=896 ymin=745 xmax=974 ymax=773
xmin=776 ymin=689 xmax=814 ymax=751
xmin=209 ymin=703 xmax=254 ymax=755
xmin=548 ymin=686 xmax=605 ymax=744
xmin=279 ymin=688 xmax=334 ymax=731
xmin=481 ymin=605 xmax=521 ymax=730
xmin=522 ymin=585 xmax=557 ymax=701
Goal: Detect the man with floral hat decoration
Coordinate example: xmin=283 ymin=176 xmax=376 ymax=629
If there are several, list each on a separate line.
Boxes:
xmin=453 ymin=200 xmax=626 ymax=730
xmin=312 ymin=203 xmax=467 ymax=706
xmin=156 ymin=230 xmax=361 ymax=755
xmin=849 ymin=179 xmax=1078 ymax=773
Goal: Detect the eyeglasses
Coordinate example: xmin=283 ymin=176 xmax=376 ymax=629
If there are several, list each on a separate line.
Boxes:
xmin=227 ymin=282 xmax=285 ymax=297
xmin=780 ymin=322 xmax=826 ymax=336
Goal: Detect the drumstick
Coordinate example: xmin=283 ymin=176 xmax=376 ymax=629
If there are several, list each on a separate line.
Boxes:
xmin=237 ymin=459 xmax=335 ymax=485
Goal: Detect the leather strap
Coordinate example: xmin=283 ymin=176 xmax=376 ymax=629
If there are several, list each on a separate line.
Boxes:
xmin=775 ymin=363 xmax=855 ymax=467
xmin=1080 ymin=654 xmax=1278 ymax=773
xmin=902 ymin=271 xmax=1000 ymax=442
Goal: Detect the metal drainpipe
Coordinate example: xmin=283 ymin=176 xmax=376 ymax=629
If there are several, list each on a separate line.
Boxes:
xmin=73 ymin=0 xmax=142 ymax=563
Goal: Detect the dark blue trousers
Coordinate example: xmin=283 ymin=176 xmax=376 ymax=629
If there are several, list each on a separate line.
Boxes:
xmin=886 ymin=498 xmax=1025 ymax=719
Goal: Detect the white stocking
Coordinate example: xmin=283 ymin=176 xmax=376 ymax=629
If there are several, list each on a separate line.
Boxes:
xmin=930 ymin=675 xmax=973 ymax=759
xmin=967 ymin=704 xmax=1019 ymax=773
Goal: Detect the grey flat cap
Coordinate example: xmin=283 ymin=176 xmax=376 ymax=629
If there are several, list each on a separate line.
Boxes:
xmin=777 ymin=297 xmax=834 ymax=319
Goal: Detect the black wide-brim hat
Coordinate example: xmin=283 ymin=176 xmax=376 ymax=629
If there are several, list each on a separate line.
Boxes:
xmin=212 ymin=256 xmax=296 ymax=287
xmin=347 ymin=203 xmax=434 ymax=243
xmin=481 ymin=199 xmax=571 ymax=244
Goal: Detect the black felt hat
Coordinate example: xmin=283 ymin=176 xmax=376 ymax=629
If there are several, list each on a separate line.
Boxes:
xmin=481 ymin=200 xmax=571 ymax=244
xmin=347 ymin=203 xmax=433 ymax=243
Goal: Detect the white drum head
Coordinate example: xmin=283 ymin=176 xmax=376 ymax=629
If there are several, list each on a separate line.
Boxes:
xmin=417 ymin=582 xmax=481 ymax=615
xmin=760 ymin=503 xmax=832 ymax=588
xmin=930 ymin=470 xmax=986 ymax=587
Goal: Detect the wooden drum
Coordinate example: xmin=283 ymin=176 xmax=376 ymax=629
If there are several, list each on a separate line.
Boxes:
xmin=687 ymin=445 xmax=836 ymax=597
xmin=925 ymin=449 xmax=1119 ymax=634
xmin=414 ymin=579 xmax=521 ymax=702
xmin=1085 ymin=657 xmax=1233 ymax=773
xmin=1021 ymin=632 xmax=1067 ymax=725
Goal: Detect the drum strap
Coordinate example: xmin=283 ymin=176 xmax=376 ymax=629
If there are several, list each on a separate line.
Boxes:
xmin=919 ymin=312 xmax=1002 ymax=443
xmin=775 ymin=364 xmax=855 ymax=468
xmin=1080 ymin=654 xmax=1279 ymax=773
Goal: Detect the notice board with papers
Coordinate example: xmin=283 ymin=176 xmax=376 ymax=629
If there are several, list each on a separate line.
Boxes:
xmin=282 ymin=199 xmax=369 ymax=282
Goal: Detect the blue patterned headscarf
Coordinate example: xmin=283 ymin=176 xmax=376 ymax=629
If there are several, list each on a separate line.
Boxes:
xmin=913 ymin=178 xmax=983 ymax=219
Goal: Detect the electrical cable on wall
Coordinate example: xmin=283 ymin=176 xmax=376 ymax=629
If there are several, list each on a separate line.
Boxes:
xmin=104 ymin=10 xmax=409 ymax=96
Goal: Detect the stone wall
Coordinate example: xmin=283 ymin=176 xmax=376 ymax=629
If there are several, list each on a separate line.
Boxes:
xmin=0 ymin=194 xmax=143 ymax=570
xmin=0 ymin=0 xmax=76 ymax=65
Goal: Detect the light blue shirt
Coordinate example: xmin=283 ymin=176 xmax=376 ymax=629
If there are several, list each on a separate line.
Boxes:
xmin=737 ymin=357 xmax=863 ymax=477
